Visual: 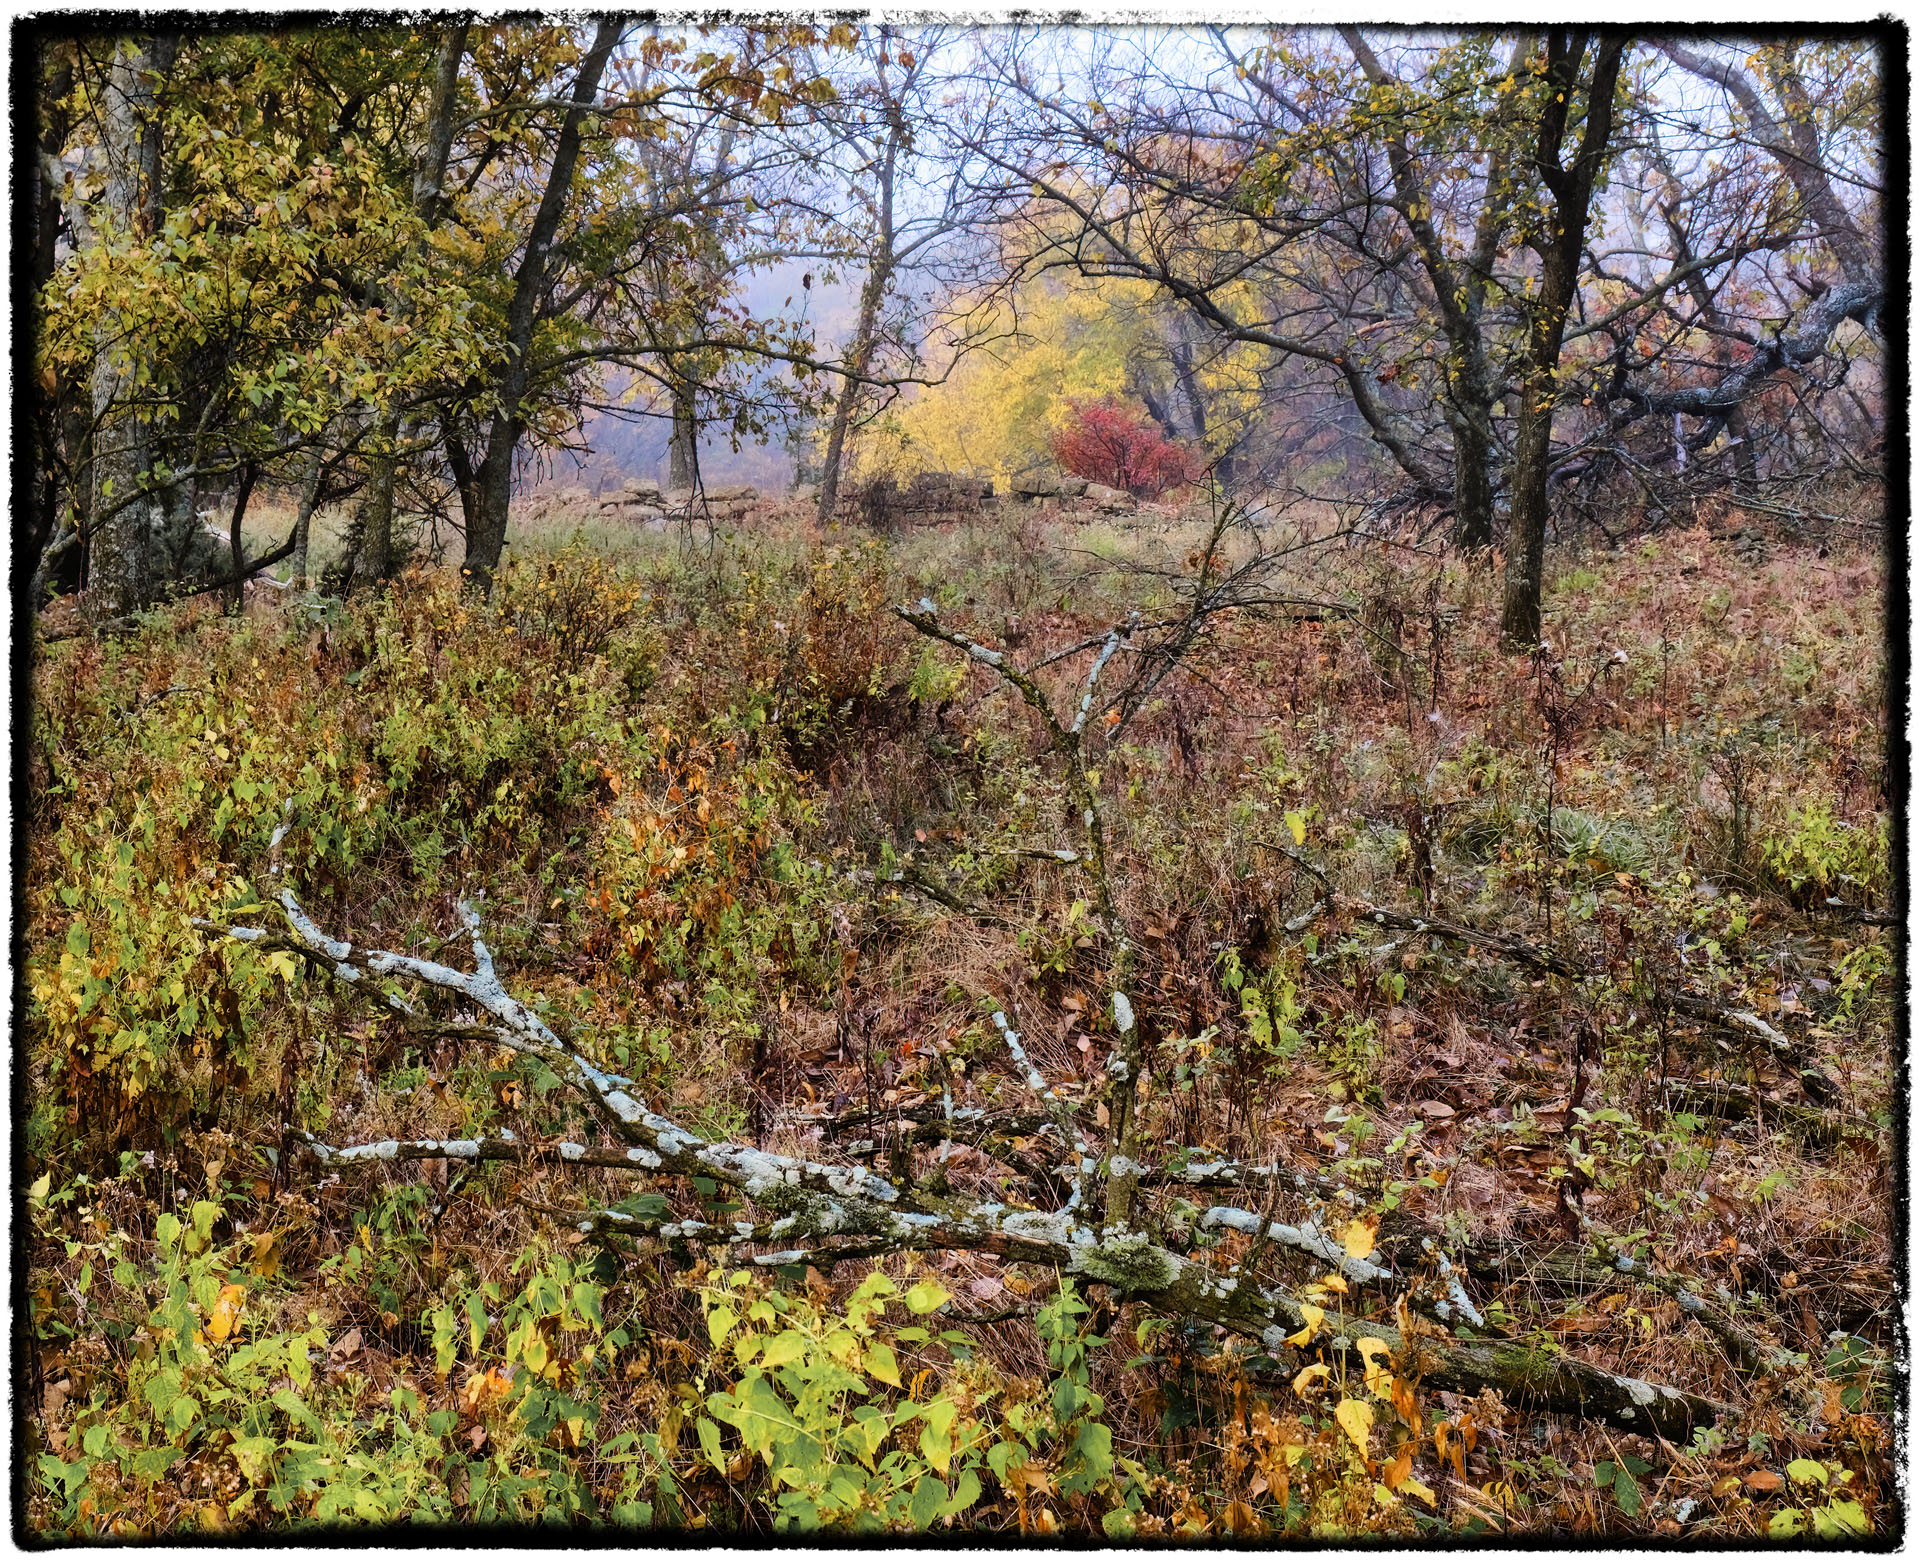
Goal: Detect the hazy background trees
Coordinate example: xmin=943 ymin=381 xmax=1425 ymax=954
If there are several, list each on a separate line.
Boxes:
xmin=27 ymin=23 xmax=1884 ymax=637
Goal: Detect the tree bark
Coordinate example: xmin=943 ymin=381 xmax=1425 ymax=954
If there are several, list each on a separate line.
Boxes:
xmin=223 ymin=461 xmax=258 ymax=614
xmin=1341 ymin=27 xmax=1525 ymax=551
xmin=817 ymin=117 xmax=900 ymax=527
xmin=816 ymin=263 xmax=888 ymax=524
xmin=289 ymin=445 xmax=325 ymax=588
xmin=23 ymin=44 xmax=76 ymax=607
xmin=461 ymin=21 xmax=620 ymax=596
xmin=351 ymin=425 xmax=396 ymax=588
xmin=345 ymin=23 xmax=466 ymax=594
xmin=1500 ymin=31 xmax=1628 ymax=650
xmin=89 ymin=34 xmax=175 ymax=618
xmin=667 ymin=376 xmax=700 ymax=492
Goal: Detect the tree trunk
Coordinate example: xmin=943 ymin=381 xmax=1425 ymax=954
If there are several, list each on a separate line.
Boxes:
xmin=23 ymin=45 xmax=76 ymax=607
xmin=461 ymin=21 xmax=619 ymax=596
xmin=667 ymin=378 xmax=699 ymax=492
xmin=1499 ymin=31 xmax=1628 ymax=650
xmin=89 ymin=35 xmax=173 ymax=618
xmin=818 ymin=122 xmax=900 ymax=528
xmin=816 ymin=269 xmax=886 ymax=525
xmin=350 ymin=427 xmax=397 ymax=591
xmin=411 ymin=25 xmax=470 ymax=222
xmin=290 ymin=446 xmax=325 ymax=588
xmin=1451 ymin=406 xmax=1498 ymax=549
xmin=223 ymin=462 xmax=258 ymax=614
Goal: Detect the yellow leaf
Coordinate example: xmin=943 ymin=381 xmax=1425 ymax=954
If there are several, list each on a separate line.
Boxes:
xmin=1399 ymin=1476 xmax=1437 ymax=1506
xmin=863 ymin=1340 xmax=901 ymax=1387
xmin=206 ymin=1284 xmax=246 ymax=1343
xmin=1335 ymin=1397 xmax=1373 ymax=1454
xmin=1357 ymin=1337 xmax=1394 ymax=1399
xmin=1285 ymin=1304 xmax=1325 ymax=1348
xmin=1342 ymin=1215 xmax=1380 ymax=1260
xmin=1286 ymin=809 xmax=1308 ymax=845
xmin=1292 ymin=1362 xmax=1331 ymax=1396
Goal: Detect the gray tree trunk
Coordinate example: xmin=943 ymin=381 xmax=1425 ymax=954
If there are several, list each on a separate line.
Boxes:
xmin=462 ymin=22 xmax=619 ymax=596
xmin=290 ymin=446 xmax=325 ymax=588
xmin=89 ymin=34 xmax=174 ymax=618
xmin=667 ymin=379 xmax=699 ymax=492
xmin=1500 ymin=32 xmax=1627 ymax=649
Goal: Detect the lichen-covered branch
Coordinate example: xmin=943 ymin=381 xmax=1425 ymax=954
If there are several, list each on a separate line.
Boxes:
xmin=1352 ymin=901 xmax=1831 ymax=1100
xmin=214 ymin=895 xmax=1736 ymax=1439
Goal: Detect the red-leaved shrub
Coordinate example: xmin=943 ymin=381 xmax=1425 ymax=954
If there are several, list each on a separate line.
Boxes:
xmin=1048 ymin=399 xmax=1200 ymax=498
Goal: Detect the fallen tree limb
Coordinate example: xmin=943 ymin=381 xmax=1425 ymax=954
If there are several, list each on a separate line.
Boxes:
xmin=1352 ymin=902 xmax=1833 ymax=1102
xmin=206 ymin=889 xmax=1739 ymax=1438
xmin=1819 ymin=898 xmax=1898 ymax=928
xmin=1664 ymin=1080 xmax=1876 ymax=1151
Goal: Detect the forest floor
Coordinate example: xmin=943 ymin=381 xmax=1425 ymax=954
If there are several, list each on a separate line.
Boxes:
xmin=22 ymin=490 xmax=1897 ymax=1540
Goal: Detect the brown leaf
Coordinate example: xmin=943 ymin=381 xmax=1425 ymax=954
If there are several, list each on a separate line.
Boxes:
xmin=1744 ymin=1469 xmax=1784 ymax=1493
xmin=1418 ymin=1100 xmax=1457 ymax=1120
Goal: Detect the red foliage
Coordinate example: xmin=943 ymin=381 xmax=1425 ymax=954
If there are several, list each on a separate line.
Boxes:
xmin=1048 ymin=399 xmax=1200 ymax=498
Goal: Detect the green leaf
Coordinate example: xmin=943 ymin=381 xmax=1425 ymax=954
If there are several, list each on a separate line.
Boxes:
xmin=1814 ymin=1500 xmax=1869 ymax=1537
xmin=862 ymin=1341 xmax=901 ymax=1387
xmin=1613 ymin=1465 xmax=1642 ymax=1517
xmin=760 ymin=1329 xmax=809 ymax=1369
xmin=908 ymin=1473 xmax=945 ymax=1530
xmin=697 ymin=1416 xmax=725 ymax=1472
xmin=1768 ymin=1508 xmax=1807 ymax=1538
xmin=707 ymin=1305 xmax=739 ymax=1348
xmin=905 ymin=1281 xmax=951 ymax=1315
xmin=942 ymin=1466 xmax=983 ymax=1519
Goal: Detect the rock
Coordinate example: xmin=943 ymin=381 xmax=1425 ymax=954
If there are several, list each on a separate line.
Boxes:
xmin=707 ymin=483 xmax=758 ymax=503
xmin=1010 ymin=469 xmax=1061 ymax=499
xmin=663 ymin=487 xmax=696 ymax=511
xmin=1057 ymin=476 xmax=1089 ymax=498
xmin=789 ymin=482 xmax=820 ymax=504
xmin=621 ymin=477 xmax=663 ymax=505
xmin=1084 ymin=482 xmax=1128 ymax=510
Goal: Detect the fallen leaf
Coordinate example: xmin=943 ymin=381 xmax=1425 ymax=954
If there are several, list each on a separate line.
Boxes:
xmin=1745 ymin=1470 xmax=1783 ymax=1493
xmin=1418 ymin=1100 xmax=1457 ymax=1120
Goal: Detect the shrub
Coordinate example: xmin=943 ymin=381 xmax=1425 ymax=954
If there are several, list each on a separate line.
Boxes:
xmin=1048 ymin=400 xmax=1199 ymax=498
